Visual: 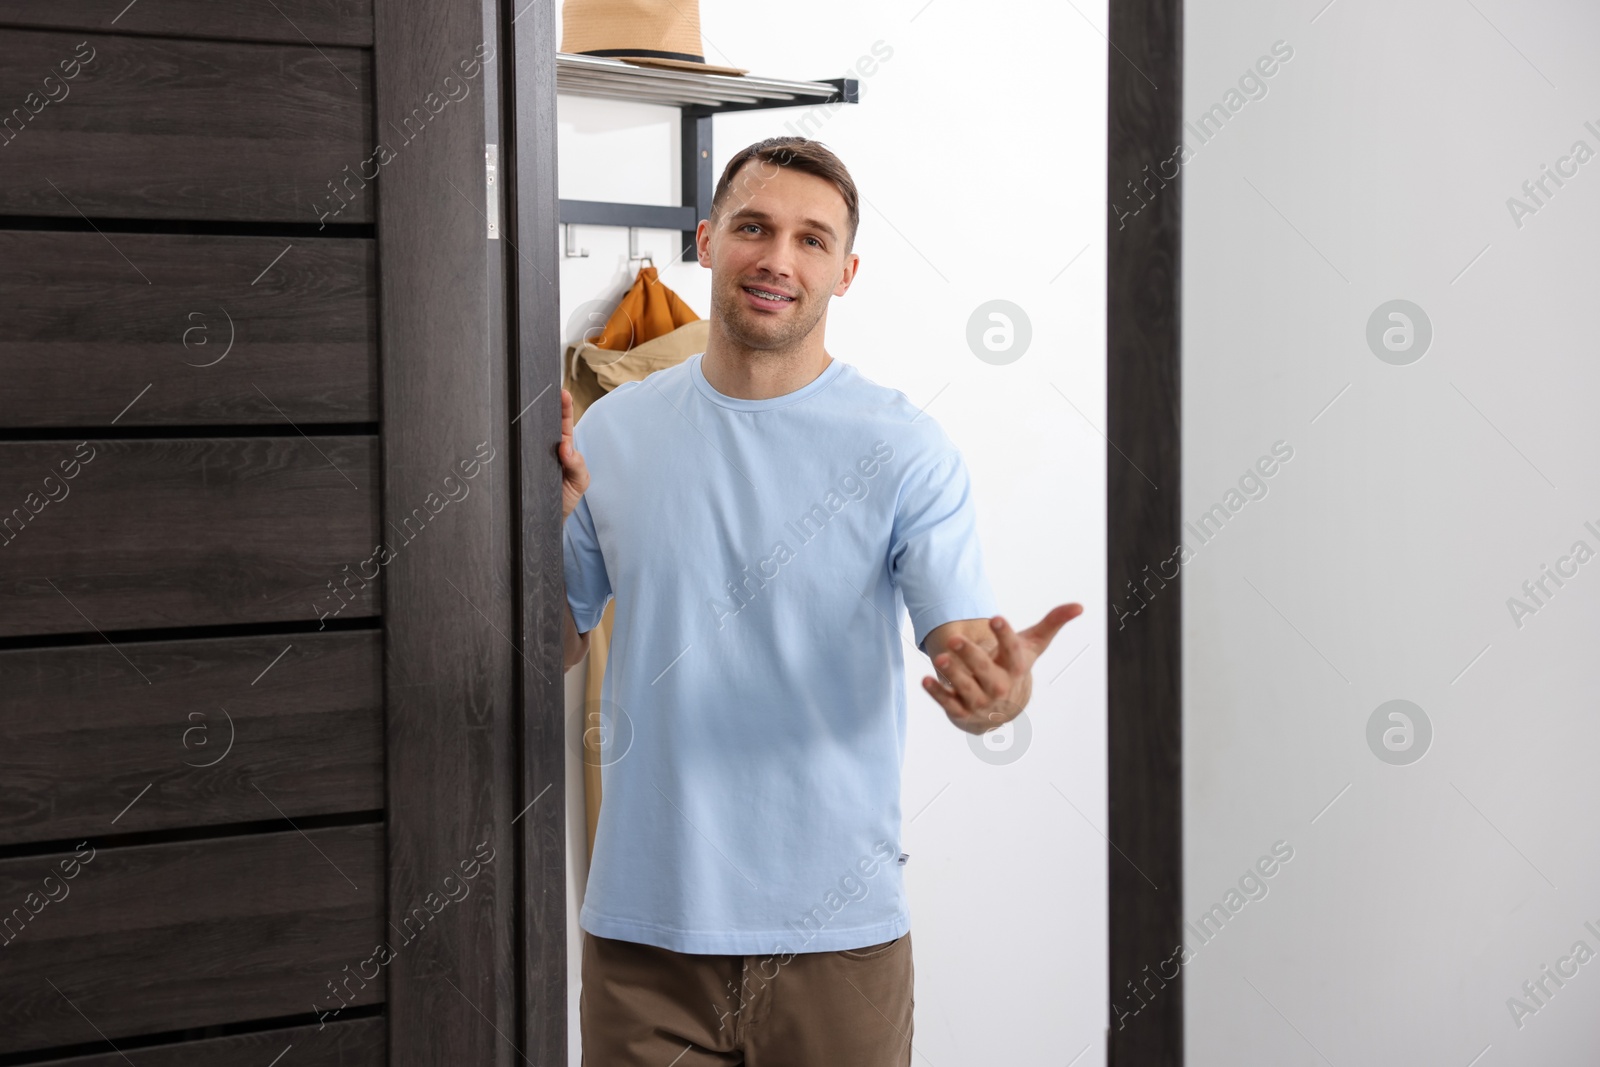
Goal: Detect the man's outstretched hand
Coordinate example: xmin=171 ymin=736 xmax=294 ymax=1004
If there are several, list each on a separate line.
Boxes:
xmin=921 ymin=603 xmax=1083 ymax=735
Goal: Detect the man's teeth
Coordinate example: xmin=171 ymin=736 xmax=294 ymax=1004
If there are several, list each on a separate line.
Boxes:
xmin=745 ymin=287 xmax=793 ymax=302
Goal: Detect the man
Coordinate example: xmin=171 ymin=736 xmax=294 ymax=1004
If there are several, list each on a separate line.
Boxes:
xmin=560 ymin=135 xmax=1081 ymax=1065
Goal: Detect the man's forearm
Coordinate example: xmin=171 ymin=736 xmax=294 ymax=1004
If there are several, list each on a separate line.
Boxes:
xmin=562 ymin=600 xmax=590 ymax=672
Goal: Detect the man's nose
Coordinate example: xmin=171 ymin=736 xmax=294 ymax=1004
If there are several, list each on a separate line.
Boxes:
xmin=752 ymin=237 xmax=796 ymax=279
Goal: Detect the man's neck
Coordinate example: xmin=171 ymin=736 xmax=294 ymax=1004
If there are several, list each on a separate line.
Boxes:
xmin=701 ymin=319 xmax=833 ymax=401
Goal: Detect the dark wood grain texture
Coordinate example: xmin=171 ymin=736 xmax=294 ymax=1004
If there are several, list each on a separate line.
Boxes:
xmin=1105 ymin=0 xmax=1184 ymax=1063
xmin=0 ymin=0 xmax=374 ymax=48
xmin=0 ymin=436 xmax=380 ymax=636
xmin=0 ymin=825 xmax=384 ymax=1055
xmin=0 ymin=29 xmax=371 ymax=222
xmin=38 ymin=1018 xmax=384 ymax=1067
xmin=0 ymin=631 xmax=382 ymax=846
xmin=0 ymin=231 xmax=376 ymax=427
xmin=510 ymin=2 xmax=569 ymax=1062
xmin=372 ymin=1 xmax=520 ymax=1064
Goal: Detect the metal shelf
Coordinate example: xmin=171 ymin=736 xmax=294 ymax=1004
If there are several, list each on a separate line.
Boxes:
xmin=556 ymin=52 xmax=851 ymax=109
xmin=554 ymin=53 xmax=859 ymax=262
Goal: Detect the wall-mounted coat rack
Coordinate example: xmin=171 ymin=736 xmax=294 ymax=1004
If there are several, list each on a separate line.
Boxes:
xmin=555 ymin=53 xmax=859 ymax=262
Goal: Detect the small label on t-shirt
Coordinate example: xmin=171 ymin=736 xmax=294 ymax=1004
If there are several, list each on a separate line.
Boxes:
xmin=897 ymin=852 xmax=909 ymax=866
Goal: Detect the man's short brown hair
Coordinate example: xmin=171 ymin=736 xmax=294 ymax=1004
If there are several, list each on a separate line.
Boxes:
xmin=708 ymin=136 xmax=860 ymax=254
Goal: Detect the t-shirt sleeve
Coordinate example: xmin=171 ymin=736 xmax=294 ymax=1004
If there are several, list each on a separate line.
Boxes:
xmin=888 ymin=448 xmax=1000 ymax=654
xmin=562 ymin=483 xmax=613 ymax=635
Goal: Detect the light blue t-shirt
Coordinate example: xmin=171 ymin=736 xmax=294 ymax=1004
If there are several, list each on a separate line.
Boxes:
xmin=563 ymin=351 xmax=998 ymax=955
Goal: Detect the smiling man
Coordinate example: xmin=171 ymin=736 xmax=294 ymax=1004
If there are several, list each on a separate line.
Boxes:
xmin=559 ymin=136 xmax=1080 ymax=1066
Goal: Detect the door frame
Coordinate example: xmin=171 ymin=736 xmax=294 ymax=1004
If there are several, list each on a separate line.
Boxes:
xmin=373 ymin=0 xmax=541 ymax=1061
xmin=1105 ymin=0 xmax=1185 ymax=1063
xmin=506 ymin=0 xmax=568 ymax=1062
xmin=494 ymin=0 xmax=1191 ymax=1059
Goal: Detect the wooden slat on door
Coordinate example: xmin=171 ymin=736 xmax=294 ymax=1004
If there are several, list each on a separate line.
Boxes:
xmin=36 ymin=1019 xmax=385 ymax=1067
xmin=0 ymin=631 xmax=383 ymax=846
xmin=0 ymin=231 xmax=377 ymax=427
xmin=0 ymin=29 xmax=372 ymax=222
xmin=0 ymin=0 xmax=375 ymax=47
xmin=0 ymin=825 xmax=385 ymax=1054
xmin=0 ymin=436 xmax=381 ymax=636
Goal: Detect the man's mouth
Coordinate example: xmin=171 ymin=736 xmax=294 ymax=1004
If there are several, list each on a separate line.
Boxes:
xmin=742 ymin=285 xmax=796 ymax=304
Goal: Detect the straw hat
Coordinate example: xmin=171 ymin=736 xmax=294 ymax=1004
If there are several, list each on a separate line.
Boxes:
xmin=561 ymin=0 xmax=748 ymax=77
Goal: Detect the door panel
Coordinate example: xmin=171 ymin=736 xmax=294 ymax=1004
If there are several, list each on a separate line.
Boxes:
xmin=0 ymin=0 xmax=541 ymax=1060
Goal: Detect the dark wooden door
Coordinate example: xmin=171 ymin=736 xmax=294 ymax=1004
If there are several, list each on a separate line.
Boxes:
xmin=0 ymin=0 xmax=561 ymax=1062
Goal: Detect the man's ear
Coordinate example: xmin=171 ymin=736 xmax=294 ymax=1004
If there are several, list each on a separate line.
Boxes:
xmin=696 ymin=219 xmax=714 ymax=268
xmin=833 ymin=252 xmax=860 ymax=297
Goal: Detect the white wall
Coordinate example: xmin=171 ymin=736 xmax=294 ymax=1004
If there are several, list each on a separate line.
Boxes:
xmin=1181 ymin=1 xmax=1600 ymax=1063
xmin=555 ymin=1 xmax=1108 ymax=1062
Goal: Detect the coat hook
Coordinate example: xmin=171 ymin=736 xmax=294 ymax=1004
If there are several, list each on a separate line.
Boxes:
xmin=628 ymin=227 xmax=653 ymax=264
xmin=564 ymin=224 xmax=589 ymax=258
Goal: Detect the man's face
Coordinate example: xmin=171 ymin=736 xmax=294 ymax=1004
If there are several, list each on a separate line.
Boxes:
xmin=697 ymin=163 xmax=859 ymax=353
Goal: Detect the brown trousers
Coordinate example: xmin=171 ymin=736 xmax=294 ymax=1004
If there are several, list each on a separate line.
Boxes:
xmin=579 ymin=929 xmax=915 ymax=1066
